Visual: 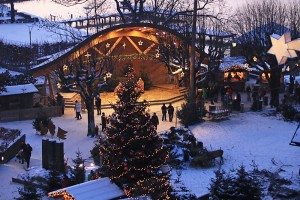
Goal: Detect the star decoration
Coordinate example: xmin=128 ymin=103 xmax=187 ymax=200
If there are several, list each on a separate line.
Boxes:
xmin=123 ymin=42 xmax=126 ymax=48
xmin=63 ymin=64 xmax=68 ymax=71
xmin=84 ymin=52 xmax=91 ymax=58
xmin=155 ymin=52 xmax=160 ymax=58
xmin=267 ymin=32 xmax=297 ymax=65
xmin=106 ymin=72 xmax=112 ymax=79
xmin=106 ymin=43 xmax=111 ymax=48
xmin=138 ymin=40 xmax=143 ymax=46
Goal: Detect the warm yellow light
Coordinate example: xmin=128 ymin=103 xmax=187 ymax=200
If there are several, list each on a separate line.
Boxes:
xmin=63 ymin=64 xmax=68 ymax=71
xmin=232 ymin=42 xmax=236 ymax=47
xmin=253 ymin=56 xmax=258 ymax=62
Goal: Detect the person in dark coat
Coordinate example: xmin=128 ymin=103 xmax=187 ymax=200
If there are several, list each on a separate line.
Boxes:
xmin=23 ymin=143 xmax=32 ymax=169
xmin=101 ymin=112 xmax=107 ymax=131
xmin=95 ymin=95 xmax=101 ymax=115
xmin=56 ymin=92 xmax=65 ymax=114
xmin=150 ymin=112 xmax=159 ymax=129
xmin=167 ymin=103 xmax=175 ymax=122
xmin=161 ymin=103 xmax=167 ymax=121
xmin=17 ymin=141 xmax=27 ymax=164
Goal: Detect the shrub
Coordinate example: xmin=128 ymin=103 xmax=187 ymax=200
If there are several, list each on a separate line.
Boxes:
xmin=90 ymin=144 xmax=100 ymax=165
xmin=176 ymin=102 xmax=205 ymax=126
xmin=32 ymin=111 xmax=52 ymax=132
xmin=281 ymin=104 xmax=297 ymax=121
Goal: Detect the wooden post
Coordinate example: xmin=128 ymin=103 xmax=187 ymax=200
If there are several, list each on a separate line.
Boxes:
xmin=189 ymin=0 xmax=197 ymax=105
xmin=55 ymin=142 xmax=64 ymax=172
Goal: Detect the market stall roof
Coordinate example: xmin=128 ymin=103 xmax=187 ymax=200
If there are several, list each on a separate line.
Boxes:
xmin=0 ymin=83 xmax=38 ymax=96
xmin=48 ymin=177 xmax=125 ymax=200
xmin=219 ymin=56 xmax=251 ymax=72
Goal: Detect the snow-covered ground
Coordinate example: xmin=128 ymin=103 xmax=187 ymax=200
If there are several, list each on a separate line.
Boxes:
xmin=0 ymin=102 xmax=300 ymax=199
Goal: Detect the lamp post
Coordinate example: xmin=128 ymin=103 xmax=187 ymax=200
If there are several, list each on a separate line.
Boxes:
xmin=27 ymin=24 xmax=34 ymax=48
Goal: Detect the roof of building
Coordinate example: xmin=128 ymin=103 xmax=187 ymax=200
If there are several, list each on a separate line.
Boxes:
xmin=48 ymin=177 xmax=125 ymax=200
xmin=219 ymin=56 xmax=250 ymax=71
xmin=0 ymin=83 xmax=38 ymax=96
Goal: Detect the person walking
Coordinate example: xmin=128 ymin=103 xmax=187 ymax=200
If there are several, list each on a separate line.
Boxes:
xmin=161 ymin=103 xmax=167 ymax=121
xmin=101 ymin=112 xmax=107 ymax=131
xmin=150 ymin=112 xmax=159 ymax=129
xmin=17 ymin=141 xmax=27 ymax=164
xmin=74 ymin=100 xmax=82 ymax=120
xmin=23 ymin=143 xmax=32 ymax=169
xmin=167 ymin=103 xmax=174 ymax=122
xmin=95 ymin=95 xmax=101 ymax=115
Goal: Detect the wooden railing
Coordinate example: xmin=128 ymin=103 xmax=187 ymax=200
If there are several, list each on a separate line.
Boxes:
xmin=0 ymin=134 xmax=25 ymax=163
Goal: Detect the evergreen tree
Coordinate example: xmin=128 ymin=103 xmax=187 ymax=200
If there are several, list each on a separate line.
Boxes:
xmin=209 ymin=166 xmax=263 ymax=200
xmin=209 ymin=169 xmax=236 ymax=200
xmin=46 ymin=169 xmax=63 ymax=193
xmin=235 ymin=165 xmax=262 ymax=200
xmin=70 ymin=149 xmax=86 ymax=185
xmin=15 ymin=175 xmax=42 ymax=200
xmin=100 ymin=64 xmax=171 ymax=199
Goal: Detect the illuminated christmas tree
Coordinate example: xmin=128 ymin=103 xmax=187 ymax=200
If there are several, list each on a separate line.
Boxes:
xmin=100 ymin=64 xmax=171 ymax=199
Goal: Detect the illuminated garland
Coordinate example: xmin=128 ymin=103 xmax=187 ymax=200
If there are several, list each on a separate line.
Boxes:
xmin=48 ymin=190 xmax=75 ymax=200
xmin=224 ymin=65 xmax=252 ymax=72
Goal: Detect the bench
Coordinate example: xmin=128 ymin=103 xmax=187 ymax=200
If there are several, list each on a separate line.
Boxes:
xmin=208 ymin=107 xmax=230 ymax=120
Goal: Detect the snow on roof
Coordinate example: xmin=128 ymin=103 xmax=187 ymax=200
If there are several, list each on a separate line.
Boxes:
xmin=0 ymin=83 xmax=38 ymax=96
xmin=0 ymin=67 xmax=44 ymax=85
xmin=0 ymin=67 xmax=22 ymax=76
xmin=219 ymin=56 xmax=249 ymax=71
xmin=0 ymin=21 xmax=83 ymax=45
xmin=48 ymin=177 xmax=125 ymax=200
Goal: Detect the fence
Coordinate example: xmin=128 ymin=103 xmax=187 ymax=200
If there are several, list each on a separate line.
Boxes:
xmin=0 ymin=106 xmax=62 ymax=122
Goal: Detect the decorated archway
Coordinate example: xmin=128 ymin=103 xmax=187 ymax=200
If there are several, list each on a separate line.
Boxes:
xmin=31 ymin=23 xmax=189 ymax=98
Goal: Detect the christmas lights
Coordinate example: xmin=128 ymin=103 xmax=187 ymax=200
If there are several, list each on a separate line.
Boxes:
xmin=99 ymin=64 xmax=171 ymax=199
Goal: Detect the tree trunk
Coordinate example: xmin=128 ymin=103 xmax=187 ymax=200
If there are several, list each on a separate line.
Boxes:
xmin=269 ymin=67 xmax=282 ymax=108
xmin=86 ymin=99 xmax=95 ymax=136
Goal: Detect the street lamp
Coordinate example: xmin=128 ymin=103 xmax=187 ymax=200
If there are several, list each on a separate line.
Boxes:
xmin=27 ymin=24 xmax=34 ymax=48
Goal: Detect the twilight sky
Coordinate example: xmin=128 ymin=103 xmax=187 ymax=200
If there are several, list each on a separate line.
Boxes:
xmin=12 ymin=0 xmax=249 ymax=20
xmin=11 ymin=0 xmax=293 ymax=20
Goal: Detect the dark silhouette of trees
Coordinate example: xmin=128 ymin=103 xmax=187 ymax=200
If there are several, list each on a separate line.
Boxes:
xmin=0 ymin=0 xmax=32 ymax=23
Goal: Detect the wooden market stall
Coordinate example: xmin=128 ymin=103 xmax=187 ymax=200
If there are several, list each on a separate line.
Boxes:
xmin=220 ymin=56 xmax=251 ymax=92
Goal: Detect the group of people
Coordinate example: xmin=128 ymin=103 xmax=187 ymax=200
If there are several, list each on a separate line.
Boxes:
xmin=16 ymin=142 xmax=32 ymax=169
xmin=148 ymin=103 xmax=174 ymax=130
xmin=161 ymin=103 xmax=175 ymax=122
xmin=72 ymin=94 xmax=175 ymax=133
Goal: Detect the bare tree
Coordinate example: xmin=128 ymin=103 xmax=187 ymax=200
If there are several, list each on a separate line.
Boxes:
xmin=38 ymin=19 xmax=85 ymax=43
xmin=228 ymin=0 xmax=300 ymax=107
xmin=57 ymin=57 xmax=110 ymax=135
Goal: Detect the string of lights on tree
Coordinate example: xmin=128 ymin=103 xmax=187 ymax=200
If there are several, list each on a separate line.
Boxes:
xmin=99 ymin=63 xmax=171 ymax=199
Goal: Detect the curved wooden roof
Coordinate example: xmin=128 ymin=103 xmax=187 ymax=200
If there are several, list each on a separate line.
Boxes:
xmin=30 ymin=23 xmax=187 ymax=77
